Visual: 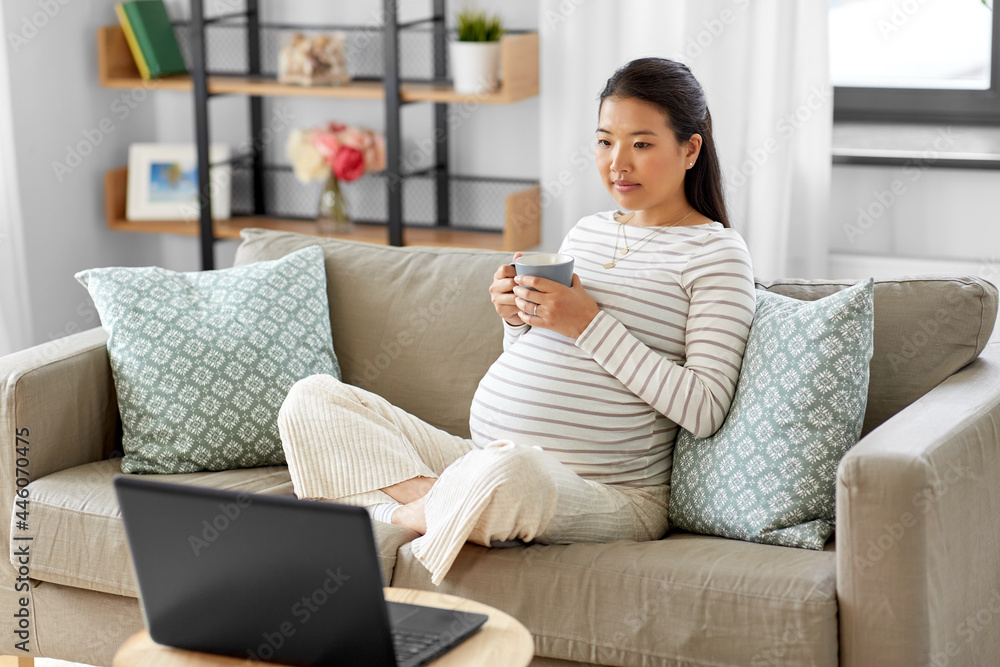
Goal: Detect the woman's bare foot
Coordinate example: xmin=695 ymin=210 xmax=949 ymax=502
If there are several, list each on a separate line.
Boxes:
xmin=382 ymin=476 xmax=435 ymax=504
xmin=391 ymin=496 xmax=427 ymax=534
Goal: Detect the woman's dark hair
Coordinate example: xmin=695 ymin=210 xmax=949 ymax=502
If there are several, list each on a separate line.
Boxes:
xmin=599 ymin=57 xmax=729 ymax=228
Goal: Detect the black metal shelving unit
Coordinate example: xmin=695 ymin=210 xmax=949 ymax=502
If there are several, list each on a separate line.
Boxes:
xmin=182 ymin=0 xmax=534 ymax=270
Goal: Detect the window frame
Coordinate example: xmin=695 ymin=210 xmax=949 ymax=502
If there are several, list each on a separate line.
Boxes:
xmin=833 ymin=3 xmax=1000 ymax=124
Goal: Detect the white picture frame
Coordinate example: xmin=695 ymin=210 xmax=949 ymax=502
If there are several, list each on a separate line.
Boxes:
xmin=126 ymin=143 xmax=232 ymax=221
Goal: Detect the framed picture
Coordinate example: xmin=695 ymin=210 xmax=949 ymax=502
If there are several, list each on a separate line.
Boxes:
xmin=126 ymin=143 xmax=231 ymax=221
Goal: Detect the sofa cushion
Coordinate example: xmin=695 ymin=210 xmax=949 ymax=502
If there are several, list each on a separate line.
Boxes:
xmin=669 ymin=279 xmax=875 ymax=549
xmin=13 ymin=461 xmax=416 ymax=598
xmin=756 ymin=276 xmax=997 ymax=436
xmin=75 ymin=246 xmax=340 ymax=473
xmin=391 ymin=534 xmax=837 ymax=667
xmin=234 ymin=229 xmax=510 ymax=438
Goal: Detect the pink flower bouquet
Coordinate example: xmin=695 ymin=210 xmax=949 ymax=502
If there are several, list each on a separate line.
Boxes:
xmin=287 ymin=123 xmax=386 ymax=234
xmin=286 ymin=123 xmax=386 ymax=184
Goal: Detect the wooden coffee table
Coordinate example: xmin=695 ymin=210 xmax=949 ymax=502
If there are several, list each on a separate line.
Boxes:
xmin=113 ymin=587 xmax=533 ymax=667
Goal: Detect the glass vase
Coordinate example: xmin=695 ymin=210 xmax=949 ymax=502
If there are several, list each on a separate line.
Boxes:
xmin=316 ymin=173 xmax=353 ymax=235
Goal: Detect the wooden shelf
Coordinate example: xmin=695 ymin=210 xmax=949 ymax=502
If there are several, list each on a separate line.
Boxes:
xmin=401 ymin=33 xmax=538 ymax=104
xmin=104 ymin=168 xmax=539 ymax=251
xmin=97 ymin=26 xmax=538 ymax=104
xmin=97 ymin=19 xmax=540 ymax=257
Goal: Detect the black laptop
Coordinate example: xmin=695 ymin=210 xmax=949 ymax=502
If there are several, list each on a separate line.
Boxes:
xmin=114 ymin=476 xmax=488 ymax=666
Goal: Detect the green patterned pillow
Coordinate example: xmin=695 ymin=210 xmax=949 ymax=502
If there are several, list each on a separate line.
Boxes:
xmin=75 ymin=245 xmax=340 ymax=474
xmin=668 ymin=278 xmax=874 ymax=549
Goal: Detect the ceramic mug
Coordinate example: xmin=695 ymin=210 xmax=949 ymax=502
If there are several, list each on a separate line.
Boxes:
xmin=513 ymin=253 xmax=575 ymax=289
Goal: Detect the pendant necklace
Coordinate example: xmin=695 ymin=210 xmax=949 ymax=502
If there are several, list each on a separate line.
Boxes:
xmin=604 ymin=208 xmax=696 ymax=269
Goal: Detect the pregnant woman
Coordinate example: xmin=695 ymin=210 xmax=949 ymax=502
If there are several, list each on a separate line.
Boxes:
xmin=278 ymin=57 xmax=756 ymax=585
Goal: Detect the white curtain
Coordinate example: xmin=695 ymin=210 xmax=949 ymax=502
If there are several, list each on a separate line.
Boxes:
xmin=539 ymin=0 xmax=831 ymax=280
xmin=0 ymin=10 xmax=33 ymax=356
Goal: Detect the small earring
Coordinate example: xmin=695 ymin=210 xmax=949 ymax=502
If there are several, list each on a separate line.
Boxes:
xmin=688 ymin=162 xmax=693 ymax=167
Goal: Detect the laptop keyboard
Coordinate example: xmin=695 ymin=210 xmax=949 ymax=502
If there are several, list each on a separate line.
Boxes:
xmin=391 ymin=628 xmax=442 ymax=662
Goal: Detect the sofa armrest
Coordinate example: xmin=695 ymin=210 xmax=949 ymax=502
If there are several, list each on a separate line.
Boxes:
xmin=837 ymin=342 xmax=1000 ymax=667
xmin=0 ymin=328 xmax=118 ymax=540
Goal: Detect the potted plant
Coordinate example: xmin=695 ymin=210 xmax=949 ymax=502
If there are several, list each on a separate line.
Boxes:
xmin=449 ymin=10 xmax=505 ymax=94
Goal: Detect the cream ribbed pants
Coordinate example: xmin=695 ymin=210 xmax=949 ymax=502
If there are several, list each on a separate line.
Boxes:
xmin=277 ymin=374 xmax=669 ymax=584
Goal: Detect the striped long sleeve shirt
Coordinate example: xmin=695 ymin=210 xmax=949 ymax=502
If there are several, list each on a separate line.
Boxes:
xmin=468 ymin=210 xmax=756 ymax=487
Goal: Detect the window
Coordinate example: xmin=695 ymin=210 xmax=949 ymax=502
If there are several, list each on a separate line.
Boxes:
xmin=830 ymin=0 xmax=1000 ymax=123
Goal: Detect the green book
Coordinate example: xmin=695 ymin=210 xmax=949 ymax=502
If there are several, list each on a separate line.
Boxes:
xmin=119 ymin=0 xmax=186 ymax=79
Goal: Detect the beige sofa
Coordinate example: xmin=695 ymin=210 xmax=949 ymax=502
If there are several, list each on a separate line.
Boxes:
xmin=2 ymin=228 xmax=999 ymax=667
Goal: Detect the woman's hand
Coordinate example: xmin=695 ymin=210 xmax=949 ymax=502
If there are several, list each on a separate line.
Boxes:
xmin=489 ymin=252 xmax=525 ymax=326
xmin=513 ymin=273 xmax=601 ymax=339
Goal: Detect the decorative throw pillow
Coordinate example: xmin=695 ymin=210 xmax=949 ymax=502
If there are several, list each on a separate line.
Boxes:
xmin=667 ymin=278 xmax=874 ymax=549
xmin=76 ymin=245 xmax=340 ymax=474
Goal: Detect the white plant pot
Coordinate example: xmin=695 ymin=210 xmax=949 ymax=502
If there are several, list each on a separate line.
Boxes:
xmin=449 ymin=40 xmax=502 ymax=94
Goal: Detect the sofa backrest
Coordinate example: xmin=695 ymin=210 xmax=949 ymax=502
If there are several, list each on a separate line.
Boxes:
xmin=235 ymin=230 xmax=997 ymax=439
xmin=756 ymin=277 xmax=997 ymax=436
xmin=235 ymin=229 xmax=509 ymax=438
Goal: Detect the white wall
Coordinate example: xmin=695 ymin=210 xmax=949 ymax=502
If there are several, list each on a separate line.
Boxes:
xmin=5 ymin=0 xmax=997 ymax=353
xmin=1 ymin=0 xmax=538 ymax=350
xmin=3 ymin=0 xmax=162 ymax=349
xmin=0 ymin=7 xmax=33 ymax=356
xmin=155 ymin=0 xmax=540 ymax=271
xmin=829 ymin=164 xmax=1000 ymax=266
xmin=827 ymin=163 xmax=1000 ymax=344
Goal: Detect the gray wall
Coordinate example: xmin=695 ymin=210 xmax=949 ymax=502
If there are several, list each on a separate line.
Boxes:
xmin=4 ymin=0 xmax=539 ymax=350
xmin=5 ymin=0 xmax=996 ymax=352
xmin=4 ymin=0 xmax=161 ymax=348
xmin=154 ymin=0 xmax=540 ymax=271
xmin=829 ymin=165 xmax=1000 ymax=266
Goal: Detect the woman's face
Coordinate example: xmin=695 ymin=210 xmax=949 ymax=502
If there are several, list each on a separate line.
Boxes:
xmin=596 ymin=96 xmax=701 ymax=221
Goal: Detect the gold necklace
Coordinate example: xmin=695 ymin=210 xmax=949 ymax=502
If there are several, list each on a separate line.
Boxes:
xmin=604 ymin=208 xmax=696 ymax=269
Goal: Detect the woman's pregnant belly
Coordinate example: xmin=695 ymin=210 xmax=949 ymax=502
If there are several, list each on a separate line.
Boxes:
xmin=467 ymin=330 xmax=675 ymax=485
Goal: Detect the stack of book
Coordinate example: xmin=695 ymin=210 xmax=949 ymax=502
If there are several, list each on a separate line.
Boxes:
xmin=115 ymin=0 xmax=187 ymax=80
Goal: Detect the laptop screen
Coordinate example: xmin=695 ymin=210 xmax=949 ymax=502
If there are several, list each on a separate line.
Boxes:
xmin=115 ymin=477 xmax=398 ymax=666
